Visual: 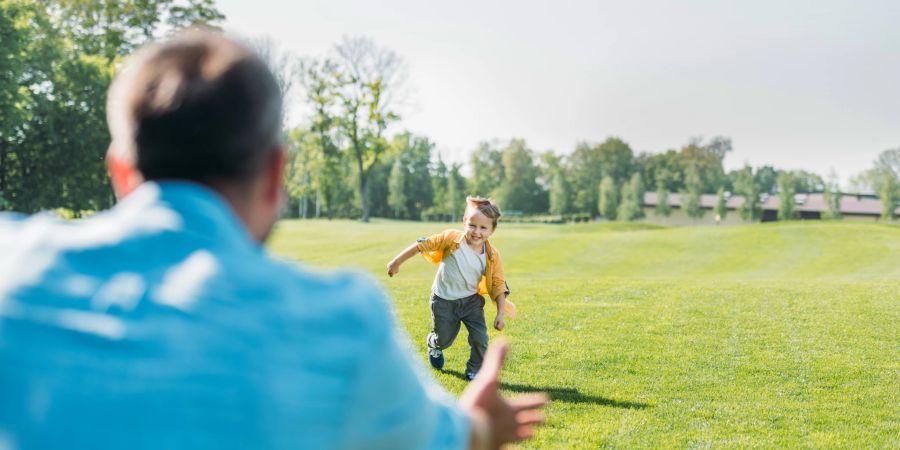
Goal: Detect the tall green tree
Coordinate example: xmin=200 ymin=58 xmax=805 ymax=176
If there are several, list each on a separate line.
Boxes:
xmin=655 ymin=178 xmax=671 ymax=219
xmin=638 ymin=150 xmax=684 ymax=193
xmin=753 ymin=165 xmax=779 ymax=195
xmin=331 ymin=36 xmax=404 ymax=222
xmin=389 ymin=132 xmax=434 ymax=220
xmin=387 ymin=158 xmax=406 ymax=218
xmin=469 ymin=141 xmax=504 ymax=198
xmin=734 ymin=165 xmax=762 ymax=222
xmin=446 ymin=163 xmax=466 ymax=222
xmin=879 ymin=172 xmax=898 ymax=221
xmin=713 ymin=186 xmax=727 ymax=223
xmin=821 ymin=170 xmax=842 ymax=220
xmin=50 ymin=0 xmax=224 ymax=62
xmin=777 ymin=171 xmax=797 ymax=221
xmin=430 ymin=154 xmax=449 ymax=220
xmin=0 ymin=0 xmax=224 ymax=213
xmin=681 ymin=165 xmax=704 ymax=220
xmin=541 ymin=152 xmax=570 ymax=216
xmin=617 ymin=172 xmax=644 ymax=221
xmin=679 ymin=136 xmax=730 ymax=193
xmin=567 ymin=137 xmax=633 ymax=216
xmin=598 ymin=175 xmax=618 ymax=220
xmin=568 ymin=142 xmax=603 ymax=216
xmin=494 ymin=139 xmax=546 ymax=214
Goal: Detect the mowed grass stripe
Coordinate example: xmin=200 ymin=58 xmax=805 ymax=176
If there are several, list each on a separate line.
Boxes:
xmin=268 ymin=220 xmax=900 ymax=448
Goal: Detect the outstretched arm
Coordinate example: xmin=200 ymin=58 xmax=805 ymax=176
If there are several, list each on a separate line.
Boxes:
xmin=462 ymin=339 xmax=549 ymax=449
xmin=387 ymin=243 xmax=419 ymax=277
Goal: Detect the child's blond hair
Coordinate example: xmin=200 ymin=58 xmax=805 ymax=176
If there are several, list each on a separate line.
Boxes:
xmin=464 ymin=196 xmax=502 ymax=229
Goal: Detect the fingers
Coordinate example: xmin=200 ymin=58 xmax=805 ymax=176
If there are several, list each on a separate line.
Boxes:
xmin=516 ymin=409 xmax=546 ymax=427
xmin=510 ymin=393 xmax=550 ymax=412
xmin=476 ymin=338 xmax=508 ymax=381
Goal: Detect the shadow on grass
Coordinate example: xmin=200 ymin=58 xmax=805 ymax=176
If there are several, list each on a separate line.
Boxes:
xmin=443 ymin=370 xmax=650 ymax=409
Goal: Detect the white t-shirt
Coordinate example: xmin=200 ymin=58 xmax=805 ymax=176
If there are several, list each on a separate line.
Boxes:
xmin=432 ymin=240 xmax=486 ymax=300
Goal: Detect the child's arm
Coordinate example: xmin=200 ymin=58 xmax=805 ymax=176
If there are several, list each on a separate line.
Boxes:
xmin=387 ymin=243 xmax=419 ymax=277
xmin=493 ymin=292 xmax=507 ymax=331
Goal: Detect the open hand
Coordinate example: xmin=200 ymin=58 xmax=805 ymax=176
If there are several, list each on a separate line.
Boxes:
xmin=460 ymin=339 xmax=549 ymax=449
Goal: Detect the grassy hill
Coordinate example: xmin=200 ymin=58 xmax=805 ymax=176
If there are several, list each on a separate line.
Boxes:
xmin=269 ymin=220 xmax=900 ymax=448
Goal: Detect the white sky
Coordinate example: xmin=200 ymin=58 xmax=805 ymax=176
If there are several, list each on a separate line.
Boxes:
xmin=217 ymin=0 xmax=900 ymax=186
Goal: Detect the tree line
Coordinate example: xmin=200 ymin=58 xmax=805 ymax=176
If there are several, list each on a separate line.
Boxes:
xmin=0 ymin=0 xmax=223 ymax=215
xmin=2 ymin=2 xmax=898 ymax=222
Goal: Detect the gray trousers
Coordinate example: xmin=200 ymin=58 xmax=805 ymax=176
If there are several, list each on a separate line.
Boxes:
xmin=426 ymin=293 xmax=489 ymax=374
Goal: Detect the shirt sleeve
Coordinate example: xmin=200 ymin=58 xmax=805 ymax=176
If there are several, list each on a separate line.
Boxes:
xmin=339 ymin=279 xmax=470 ymax=450
xmin=415 ymin=230 xmax=456 ymax=254
xmin=490 ymin=248 xmax=511 ymax=300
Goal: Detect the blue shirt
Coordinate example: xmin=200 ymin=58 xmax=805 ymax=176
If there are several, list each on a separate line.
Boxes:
xmin=0 ymin=182 xmax=469 ymax=450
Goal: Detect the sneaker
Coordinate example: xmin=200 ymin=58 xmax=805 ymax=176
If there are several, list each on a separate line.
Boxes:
xmin=428 ymin=348 xmax=444 ymax=370
xmin=465 ymin=371 xmax=477 ymax=381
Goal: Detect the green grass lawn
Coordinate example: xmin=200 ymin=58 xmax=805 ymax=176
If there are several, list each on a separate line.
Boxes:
xmin=269 ymin=219 xmax=900 ymax=448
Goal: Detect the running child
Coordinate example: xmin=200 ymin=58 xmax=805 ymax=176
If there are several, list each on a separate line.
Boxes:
xmin=387 ymin=196 xmax=516 ymax=381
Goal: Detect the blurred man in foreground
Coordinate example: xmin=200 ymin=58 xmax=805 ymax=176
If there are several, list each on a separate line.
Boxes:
xmin=0 ymin=30 xmax=546 ymax=449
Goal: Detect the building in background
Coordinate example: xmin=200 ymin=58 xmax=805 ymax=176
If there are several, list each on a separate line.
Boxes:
xmin=641 ymin=192 xmax=900 ymax=226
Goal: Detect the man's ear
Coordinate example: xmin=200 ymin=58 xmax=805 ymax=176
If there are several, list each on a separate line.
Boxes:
xmin=264 ymin=146 xmax=287 ymax=203
xmin=106 ymin=148 xmax=143 ymax=199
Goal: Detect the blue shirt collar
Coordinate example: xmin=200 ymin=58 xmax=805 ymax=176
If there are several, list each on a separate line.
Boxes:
xmin=116 ymin=181 xmax=260 ymax=252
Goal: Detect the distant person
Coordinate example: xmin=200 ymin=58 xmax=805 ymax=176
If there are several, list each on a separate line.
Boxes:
xmin=387 ymin=197 xmax=516 ymax=381
xmin=0 ymin=30 xmax=547 ymax=449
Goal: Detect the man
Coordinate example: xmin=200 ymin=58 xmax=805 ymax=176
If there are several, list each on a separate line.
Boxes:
xmin=0 ymin=30 xmax=547 ymax=449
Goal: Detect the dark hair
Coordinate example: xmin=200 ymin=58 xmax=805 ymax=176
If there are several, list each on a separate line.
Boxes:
xmin=107 ymin=30 xmax=282 ymax=185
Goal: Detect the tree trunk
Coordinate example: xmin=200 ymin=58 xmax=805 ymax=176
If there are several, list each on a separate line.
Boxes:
xmin=357 ymin=151 xmax=369 ymax=222
xmin=315 ymin=187 xmax=321 ymax=218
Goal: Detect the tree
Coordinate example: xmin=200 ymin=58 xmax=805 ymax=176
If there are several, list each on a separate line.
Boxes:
xmin=389 ymin=132 xmax=434 ymax=220
xmin=541 ymin=152 xmax=570 ymax=216
xmin=495 ymin=139 xmax=546 ymax=214
xmin=822 ymin=170 xmax=842 ymax=220
xmin=777 ymin=171 xmax=797 ymax=221
xmin=713 ymin=187 xmax=727 ymax=223
xmin=331 ymin=36 xmax=405 ymax=222
xmin=567 ymin=142 xmax=604 ymax=216
xmin=1 ymin=0 xmax=224 ymax=214
xmin=598 ymin=175 xmax=618 ymax=220
xmin=469 ymin=141 xmax=504 ymax=198
xmin=879 ymin=171 xmax=898 ymax=221
xmin=679 ymin=136 xmax=731 ymax=193
xmin=549 ymin=171 xmax=571 ymax=216
xmin=596 ymin=137 xmax=635 ymax=184
xmin=850 ymin=148 xmax=900 ymax=221
xmin=617 ymin=172 xmax=644 ymax=221
xmin=49 ymin=0 xmax=224 ymax=62
xmin=430 ymin=153 xmax=449 ymax=220
xmin=446 ymin=163 xmax=466 ymax=222
xmin=682 ymin=165 xmax=704 ymax=220
xmin=734 ymin=165 xmax=761 ymax=222
xmin=387 ymin=159 xmax=406 ymax=218
xmin=284 ymin=128 xmax=317 ymax=218
xmin=638 ymin=150 xmax=684 ymax=193
xmin=655 ymin=177 xmax=671 ymax=219
xmin=753 ymin=165 xmax=778 ymax=195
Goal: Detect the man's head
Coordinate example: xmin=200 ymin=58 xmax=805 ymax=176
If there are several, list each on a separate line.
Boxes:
xmin=106 ymin=29 xmax=285 ymax=242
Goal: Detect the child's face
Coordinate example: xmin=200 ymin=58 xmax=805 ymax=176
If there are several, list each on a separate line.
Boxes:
xmin=464 ymin=210 xmax=495 ymax=246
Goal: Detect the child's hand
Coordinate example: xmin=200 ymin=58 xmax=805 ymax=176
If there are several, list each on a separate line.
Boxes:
xmin=387 ymin=260 xmax=400 ymax=277
xmin=493 ymin=313 xmax=505 ymax=331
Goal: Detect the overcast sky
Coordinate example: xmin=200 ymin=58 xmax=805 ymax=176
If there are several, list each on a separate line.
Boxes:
xmin=217 ymin=0 xmax=899 ymax=186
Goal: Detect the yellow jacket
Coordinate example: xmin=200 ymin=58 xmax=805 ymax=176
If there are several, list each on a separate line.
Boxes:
xmin=416 ymin=229 xmax=517 ymax=319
